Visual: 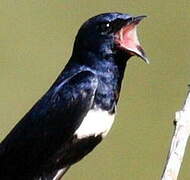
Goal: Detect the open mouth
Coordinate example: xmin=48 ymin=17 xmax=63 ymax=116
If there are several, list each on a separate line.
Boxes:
xmin=115 ymin=16 xmax=149 ymax=63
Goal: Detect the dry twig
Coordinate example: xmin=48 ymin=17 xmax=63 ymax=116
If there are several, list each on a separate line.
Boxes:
xmin=161 ymin=89 xmax=190 ymax=180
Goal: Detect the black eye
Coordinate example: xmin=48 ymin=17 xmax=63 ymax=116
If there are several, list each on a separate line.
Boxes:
xmin=98 ymin=22 xmax=112 ymax=34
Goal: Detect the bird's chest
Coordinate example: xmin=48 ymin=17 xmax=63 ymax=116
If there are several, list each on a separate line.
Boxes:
xmin=74 ymin=109 xmax=115 ymax=139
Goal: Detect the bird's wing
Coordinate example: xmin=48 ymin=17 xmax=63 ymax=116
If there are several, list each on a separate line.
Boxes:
xmin=0 ymin=70 xmax=98 ymax=178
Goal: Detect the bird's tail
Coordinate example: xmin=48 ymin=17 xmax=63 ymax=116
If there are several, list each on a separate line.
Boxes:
xmin=44 ymin=166 xmax=70 ymax=180
xmin=55 ymin=166 xmax=70 ymax=180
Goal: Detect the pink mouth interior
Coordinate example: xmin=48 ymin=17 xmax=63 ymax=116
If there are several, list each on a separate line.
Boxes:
xmin=115 ymin=22 xmax=141 ymax=55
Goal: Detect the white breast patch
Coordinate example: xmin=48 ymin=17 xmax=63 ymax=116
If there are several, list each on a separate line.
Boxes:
xmin=74 ymin=109 xmax=115 ymax=139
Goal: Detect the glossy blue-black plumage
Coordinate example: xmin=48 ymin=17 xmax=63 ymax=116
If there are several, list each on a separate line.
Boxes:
xmin=0 ymin=12 xmax=137 ymax=180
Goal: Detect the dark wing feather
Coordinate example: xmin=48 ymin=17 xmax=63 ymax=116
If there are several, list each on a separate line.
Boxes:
xmin=0 ymin=70 xmax=98 ymax=179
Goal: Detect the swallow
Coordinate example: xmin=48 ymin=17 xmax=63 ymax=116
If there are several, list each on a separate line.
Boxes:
xmin=0 ymin=12 xmax=148 ymax=180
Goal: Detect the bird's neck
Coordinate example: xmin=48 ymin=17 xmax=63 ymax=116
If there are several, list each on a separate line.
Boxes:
xmin=71 ymin=49 xmax=130 ymax=82
xmin=68 ymin=50 xmax=131 ymax=112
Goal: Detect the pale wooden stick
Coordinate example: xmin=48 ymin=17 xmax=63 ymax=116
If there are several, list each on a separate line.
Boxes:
xmin=161 ymin=89 xmax=190 ymax=180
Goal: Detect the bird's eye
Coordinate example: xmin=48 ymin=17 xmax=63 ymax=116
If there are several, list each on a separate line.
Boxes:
xmin=98 ymin=22 xmax=112 ymax=34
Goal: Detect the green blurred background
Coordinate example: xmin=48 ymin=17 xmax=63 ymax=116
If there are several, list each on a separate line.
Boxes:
xmin=0 ymin=0 xmax=190 ymax=179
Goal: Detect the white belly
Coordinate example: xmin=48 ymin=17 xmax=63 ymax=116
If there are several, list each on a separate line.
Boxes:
xmin=74 ymin=109 xmax=115 ymax=139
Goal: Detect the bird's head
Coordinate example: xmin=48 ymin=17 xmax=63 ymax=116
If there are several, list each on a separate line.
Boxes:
xmin=73 ymin=12 xmax=149 ymax=64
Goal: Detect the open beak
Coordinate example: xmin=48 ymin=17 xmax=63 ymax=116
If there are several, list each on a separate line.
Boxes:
xmin=115 ymin=16 xmax=149 ymax=64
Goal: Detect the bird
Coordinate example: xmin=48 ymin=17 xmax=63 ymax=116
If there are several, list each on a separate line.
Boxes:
xmin=0 ymin=12 xmax=148 ymax=180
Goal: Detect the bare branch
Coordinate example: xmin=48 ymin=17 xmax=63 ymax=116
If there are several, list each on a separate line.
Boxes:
xmin=161 ymin=89 xmax=190 ymax=180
